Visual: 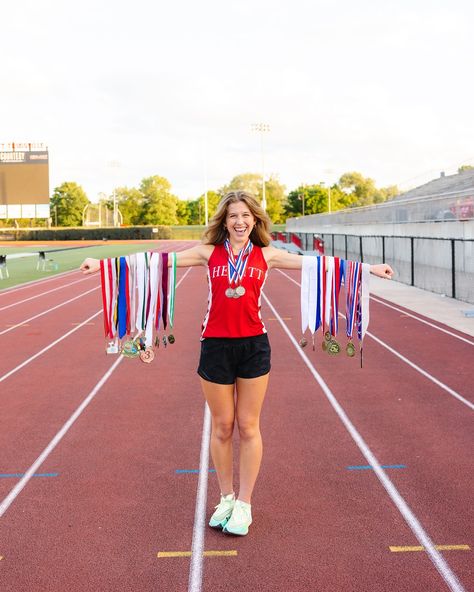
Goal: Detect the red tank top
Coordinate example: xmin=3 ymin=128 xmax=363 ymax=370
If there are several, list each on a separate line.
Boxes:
xmin=201 ymin=244 xmax=268 ymax=338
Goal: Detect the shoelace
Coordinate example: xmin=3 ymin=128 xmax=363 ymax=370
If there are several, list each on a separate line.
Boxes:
xmin=215 ymin=496 xmax=234 ymax=511
xmin=231 ymin=502 xmax=250 ymax=524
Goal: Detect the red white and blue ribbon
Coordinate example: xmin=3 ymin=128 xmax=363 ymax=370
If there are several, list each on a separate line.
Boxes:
xmin=224 ymin=239 xmax=253 ymax=286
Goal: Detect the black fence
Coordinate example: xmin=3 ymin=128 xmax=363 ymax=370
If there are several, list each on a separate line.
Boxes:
xmin=273 ymin=232 xmax=474 ymax=304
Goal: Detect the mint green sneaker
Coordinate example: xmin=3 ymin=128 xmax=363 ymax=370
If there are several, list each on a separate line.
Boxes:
xmin=209 ymin=493 xmax=235 ymax=529
xmin=223 ymin=499 xmax=252 ymax=536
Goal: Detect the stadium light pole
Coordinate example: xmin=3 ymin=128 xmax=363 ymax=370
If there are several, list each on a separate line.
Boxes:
xmin=251 ymin=123 xmax=270 ymax=210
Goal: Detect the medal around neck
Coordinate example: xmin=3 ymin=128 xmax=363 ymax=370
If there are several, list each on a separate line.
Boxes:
xmin=225 ymin=287 xmax=235 ymax=298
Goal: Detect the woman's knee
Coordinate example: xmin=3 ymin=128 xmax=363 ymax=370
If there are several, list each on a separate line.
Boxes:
xmin=212 ymin=419 xmax=234 ymax=442
xmin=237 ymin=418 xmax=260 ymax=441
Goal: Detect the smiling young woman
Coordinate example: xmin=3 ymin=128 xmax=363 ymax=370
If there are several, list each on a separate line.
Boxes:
xmin=80 ymin=190 xmax=393 ymax=536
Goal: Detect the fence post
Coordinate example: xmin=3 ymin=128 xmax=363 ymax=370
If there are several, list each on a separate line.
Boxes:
xmin=345 ymin=235 xmax=348 ymax=260
xmin=332 ymin=234 xmax=335 ymax=256
xmin=382 ymin=235 xmax=385 ymax=263
xmin=359 ymin=235 xmax=363 ymax=262
xmin=410 ymin=237 xmax=415 ymax=286
xmin=451 ymin=239 xmax=456 ymax=299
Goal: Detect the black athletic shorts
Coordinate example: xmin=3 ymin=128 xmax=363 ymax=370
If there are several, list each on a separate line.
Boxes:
xmin=197 ymin=333 xmax=271 ymax=385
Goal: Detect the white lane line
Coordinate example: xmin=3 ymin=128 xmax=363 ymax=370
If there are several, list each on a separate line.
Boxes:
xmin=0 ymin=286 xmax=99 ymax=336
xmin=0 ymin=355 xmax=124 ymax=518
xmin=0 ymin=266 xmax=193 ymax=517
xmin=188 ymin=403 xmax=211 ymax=592
xmin=0 ymin=276 xmax=94 ymax=312
xmin=370 ymin=296 xmax=474 ymax=346
xmin=276 ymin=269 xmax=474 ymax=346
xmin=275 ymin=269 xmax=474 ymax=411
xmin=0 ymin=310 xmax=101 ymax=384
xmin=263 ymin=292 xmax=466 ymax=592
xmin=367 ymin=332 xmax=474 ymax=411
xmin=0 ymin=267 xmax=193 ymax=385
xmin=0 ymin=270 xmax=77 ymax=296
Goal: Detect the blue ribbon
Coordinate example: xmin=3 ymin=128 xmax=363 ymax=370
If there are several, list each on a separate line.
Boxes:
xmin=118 ymin=256 xmax=127 ymax=339
xmin=315 ymin=256 xmax=321 ymax=331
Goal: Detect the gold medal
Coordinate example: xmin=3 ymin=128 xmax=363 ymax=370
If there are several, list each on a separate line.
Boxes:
xmin=327 ymin=340 xmax=341 ymax=355
xmin=168 ymin=334 xmax=175 ymax=344
xmin=121 ymin=340 xmax=140 ymax=358
xmin=299 ymin=337 xmax=308 ymax=348
xmin=346 ymin=341 xmax=356 ymax=357
xmin=139 ymin=347 xmax=155 ymax=364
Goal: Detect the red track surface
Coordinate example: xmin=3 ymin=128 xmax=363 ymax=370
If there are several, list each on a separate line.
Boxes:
xmin=0 ymin=243 xmax=472 ymax=592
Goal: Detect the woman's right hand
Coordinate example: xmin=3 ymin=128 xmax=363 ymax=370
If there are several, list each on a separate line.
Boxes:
xmin=80 ymin=258 xmax=100 ymax=274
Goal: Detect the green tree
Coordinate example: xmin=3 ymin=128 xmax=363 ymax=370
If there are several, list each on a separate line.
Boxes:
xmin=338 ymin=172 xmax=399 ymax=207
xmin=140 ymin=176 xmax=178 ymax=225
xmin=186 ymin=190 xmax=221 ymax=225
xmin=220 ymin=173 xmax=286 ymax=223
xmin=108 ymin=187 xmax=144 ymax=225
xmin=50 ymin=182 xmax=89 ymax=226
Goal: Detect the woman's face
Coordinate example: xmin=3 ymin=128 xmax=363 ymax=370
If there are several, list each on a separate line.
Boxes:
xmin=225 ymin=200 xmax=256 ymax=245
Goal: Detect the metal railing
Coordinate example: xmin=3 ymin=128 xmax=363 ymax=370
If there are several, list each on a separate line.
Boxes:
xmin=274 ymin=232 xmax=474 ymax=304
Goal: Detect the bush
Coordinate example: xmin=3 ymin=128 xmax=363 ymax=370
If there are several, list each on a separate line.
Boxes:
xmin=0 ymin=225 xmax=172 ymax=241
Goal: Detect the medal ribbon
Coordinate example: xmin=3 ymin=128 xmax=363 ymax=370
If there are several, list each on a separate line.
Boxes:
xmin=345 ymin=260 xmax=361 ymax=340
xmin=330 ymin=257 xmax=343 ymax=336
xmin=161 ymin=252 xmax=169 ymax=330
xmin=224 ymin=239 xmax=253 ymax=286
xmin=118 ymin=257 xmax=127 ymax=339
xmin=100 ymin=259 xmax=109 ymax=337
xmin=168 ymin=252 xmax=177 ymax=329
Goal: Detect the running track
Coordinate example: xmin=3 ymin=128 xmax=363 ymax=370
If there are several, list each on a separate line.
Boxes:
xmin=0 ymin=241 xmax=472 ymax=592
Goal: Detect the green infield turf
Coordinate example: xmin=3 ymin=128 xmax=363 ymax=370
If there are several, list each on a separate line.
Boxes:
xmin=0 ymin=242 xmax=176 ymax=290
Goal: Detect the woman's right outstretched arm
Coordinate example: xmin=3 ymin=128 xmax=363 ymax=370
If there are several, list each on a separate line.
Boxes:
xmin=79 ymin=244 xmax=213 ymax=275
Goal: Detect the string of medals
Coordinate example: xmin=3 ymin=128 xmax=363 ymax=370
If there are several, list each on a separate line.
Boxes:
xmin=99 ymin=251 xmax=177 ymax=363
xmin=223 ymin=239 xmax=253 ymax=298
xmin=299 ymin=255 xmax=370 ymax=367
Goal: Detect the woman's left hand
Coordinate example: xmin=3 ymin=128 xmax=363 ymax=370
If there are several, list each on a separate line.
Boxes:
xmin=370 ymin=263 xmax=394 ymax=279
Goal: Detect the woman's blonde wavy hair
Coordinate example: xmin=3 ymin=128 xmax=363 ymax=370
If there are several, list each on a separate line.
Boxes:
xmin=203 ymin=191 xmax=272 ymax=247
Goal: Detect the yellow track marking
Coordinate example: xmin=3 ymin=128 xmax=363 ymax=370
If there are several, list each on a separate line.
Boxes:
xmin=157 ymin=550 xmax=237 ymax=558
xmin=390 ymin=545 xmax=470 ymax=553
xmin=267 ymin=317 xmax=291 ymax=321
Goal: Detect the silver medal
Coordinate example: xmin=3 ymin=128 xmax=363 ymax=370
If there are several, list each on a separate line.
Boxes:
xmin=225 ymin=287 xmax=235 ymax=298
xmin=235 ymin=286 xmax=246 ymax=297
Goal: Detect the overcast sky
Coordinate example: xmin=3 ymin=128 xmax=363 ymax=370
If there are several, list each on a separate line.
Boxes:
xmin=2 ymin=0 xmax=473 ymax=202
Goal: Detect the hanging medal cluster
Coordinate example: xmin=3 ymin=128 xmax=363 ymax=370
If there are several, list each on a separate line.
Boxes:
xmin=300 ymin=256 xmax=370 ymax=366
xmin=223 ymin=238 xmax=253 ymax=298
xmin=99 ymin=251 xmax=177 ymax=363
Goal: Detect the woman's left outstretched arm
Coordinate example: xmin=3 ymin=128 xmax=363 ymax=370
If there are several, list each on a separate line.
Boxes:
xmin=262 ymin=245 xmax=394 ymax=279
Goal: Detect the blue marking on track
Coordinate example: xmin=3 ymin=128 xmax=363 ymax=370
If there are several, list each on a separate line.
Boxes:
xmin=0 ymin=473 xmax=59 ymax=478
xmin=346 ymin=464 xmax=407 ymax=470
xmin=175 ymin=469 xmax=216 ymax=474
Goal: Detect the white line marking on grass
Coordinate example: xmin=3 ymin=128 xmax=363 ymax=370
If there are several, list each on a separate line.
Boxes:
xmin=0 ymin=286 xmax=99 ymax=336
xmin=275 ymin=269 xmax=474 ymax=411
xmin=263 ymin=292 xmax=467 ymax=592
xmin=0 ymin=310 xmax=101 ymax=385
xmin=188 ymin=403 xmax=211 ymax=592
xmin=0 ymin=355 xmax=124 ymax=518
xmin=0 ymin=276 xmax=94 ymax=312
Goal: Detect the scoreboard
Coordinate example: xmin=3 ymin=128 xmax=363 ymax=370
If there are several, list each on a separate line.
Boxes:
xmin=0 ymin=142 xmax=50 ymax=219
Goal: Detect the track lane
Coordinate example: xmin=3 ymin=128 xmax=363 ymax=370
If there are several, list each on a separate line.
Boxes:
xmin=0 ymin=267 xmax=206 ymax=591
xmin=1 ymin=247 xmax=472 ymax=591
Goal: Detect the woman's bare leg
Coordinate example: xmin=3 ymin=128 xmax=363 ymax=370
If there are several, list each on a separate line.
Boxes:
xmin=200 ymin=378 xmax=235 ymax=495
xmin=235 ymin=373 xmax=269 ymax=503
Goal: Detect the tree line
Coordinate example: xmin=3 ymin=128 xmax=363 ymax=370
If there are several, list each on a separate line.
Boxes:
xmin=50 ymin=171 xmax=401 ymax=227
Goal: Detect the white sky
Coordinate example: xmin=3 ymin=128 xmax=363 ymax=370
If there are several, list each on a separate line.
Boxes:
xmin=2 ymin=0 xmax=473 ymax=201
